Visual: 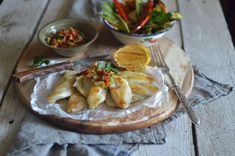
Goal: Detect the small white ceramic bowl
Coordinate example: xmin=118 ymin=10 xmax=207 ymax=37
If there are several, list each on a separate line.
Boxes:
xmin=103 ymin=20 xmax=173 ymax=46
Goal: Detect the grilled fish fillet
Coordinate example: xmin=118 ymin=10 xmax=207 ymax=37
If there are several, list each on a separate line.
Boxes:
xmin=119 ymin=71 xmax=159 ymax=103
xmin=110 ymin=75 xmax=132 ymax=109
xmin=118 ymin=71 xmax=155 ymax=84
xmin=129 ymin=83 xmax=159 ymax=96
xmin=48 ymin=71 xmax=77 ymax=103
xmin=67 ymin=90 xmax=88 ymax=113
xmin=73 ymin=75 xmax=93 ymax=97
xmin=87 ymin=85 xmax=107 ymax=109
xmin=130 ymin=83 xmax=159 ymax=103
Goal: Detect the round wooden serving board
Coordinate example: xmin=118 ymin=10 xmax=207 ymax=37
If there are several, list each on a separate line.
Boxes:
xmin=15 ymin=36 xmax=194 ymax=134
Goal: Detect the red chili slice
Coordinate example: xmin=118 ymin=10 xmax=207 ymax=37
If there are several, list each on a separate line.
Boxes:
xmin=104 ymin=77 xmax=109 ymax=87
xmin=113 ymin=0 xmax=129 ymax=21
xmin=132 ymin=0 xmax=154 ymax=33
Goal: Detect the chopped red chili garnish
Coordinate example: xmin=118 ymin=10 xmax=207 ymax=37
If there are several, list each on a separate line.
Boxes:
xmin=82 ymin=64 xmax=115 ymax=89
xmin=104 ymin=77 xmax=109 ymax=87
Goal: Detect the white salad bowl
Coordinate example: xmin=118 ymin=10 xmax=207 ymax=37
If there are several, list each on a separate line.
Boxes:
xmin=103 ymin=20 xmax=174 ymax=46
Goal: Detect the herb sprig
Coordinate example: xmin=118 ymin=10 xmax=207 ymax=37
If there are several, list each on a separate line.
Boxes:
xmin=97 ymin=61 xmax=120 ymax=74
xmin=32 ymin=56 xmax=50 ymax=67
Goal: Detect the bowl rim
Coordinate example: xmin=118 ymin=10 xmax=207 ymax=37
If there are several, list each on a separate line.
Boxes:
xmin=103 ymin=19 xmax=174 ymax=37
xmin=38 ymin=18 xmax=98 ymax=50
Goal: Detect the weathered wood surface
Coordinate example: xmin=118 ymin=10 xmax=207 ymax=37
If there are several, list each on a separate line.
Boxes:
xmin=0 ymin=0 xmax=75 ymax=155
xmin=0 ymin=0 xmax=49 ymax=155
xmin=179 ymin=0 xmax=235 ymax=155
xmin=0 ymin=0 xmax=48 ymax=102
xmin=0 ymin=0 xmax=234 ymax=155
xmin=134 ymin=116 xmax=195 ymax=156
xmin=0 ymin=0 xmax=88 ymax=154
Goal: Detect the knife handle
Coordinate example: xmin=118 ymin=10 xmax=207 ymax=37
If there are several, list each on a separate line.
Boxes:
xmin=12 ymin=61 xmax=74 ymax=83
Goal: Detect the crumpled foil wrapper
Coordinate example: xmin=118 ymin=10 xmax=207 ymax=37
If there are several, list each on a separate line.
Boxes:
xmin=30 ymin=64 xmax=168 ymax=121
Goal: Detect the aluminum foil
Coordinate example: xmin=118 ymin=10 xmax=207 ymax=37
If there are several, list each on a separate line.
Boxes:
xmin=30 ymin=64 xmax=168 ymax=121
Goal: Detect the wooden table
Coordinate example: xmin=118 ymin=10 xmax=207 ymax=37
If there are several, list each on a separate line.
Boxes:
xmin=0 ymin=0 xmax=234 ymax=155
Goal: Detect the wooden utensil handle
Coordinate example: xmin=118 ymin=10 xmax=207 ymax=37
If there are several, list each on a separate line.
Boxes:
xmin=12 ymin=61 xmax=74 ymax=83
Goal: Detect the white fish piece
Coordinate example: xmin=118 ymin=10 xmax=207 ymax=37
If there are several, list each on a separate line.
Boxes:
xmin=48 ymin=71 xmax=77 ymax=103
xmin=130 ymin=83 xmax=159 ymax=103
xmin=129 ymin=83 xmax=159 ymax=96
xmin=119 ymin=71 xmax=159 ymax=103
xmin=67 ymin=90 xmax=88 ymax=113
xmin=73 ymin=75 xmax=93 ymax=97
xmin=118 ymin=71 xmax=155 ymax=84
xmin=110 ymin=75 xmax=132 ymax=109
xmin=87 ymin=85 xmax=107 ymax=109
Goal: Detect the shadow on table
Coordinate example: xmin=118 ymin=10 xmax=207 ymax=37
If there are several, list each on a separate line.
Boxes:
xmin=220 ymin=0 xmax=235 ymax=45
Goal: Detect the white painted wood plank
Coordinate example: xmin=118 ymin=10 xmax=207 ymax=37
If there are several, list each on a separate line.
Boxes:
xmin=133 ymin=1 xmax=194 ymax=155
xmin=178 ymin=0 xmax=235 ymax=155
xmin=0 ymin=0 xmax=48 ymax=103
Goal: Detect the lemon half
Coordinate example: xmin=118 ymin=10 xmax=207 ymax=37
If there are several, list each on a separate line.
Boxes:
xmin=113 ymin=44 xmax=151 ymax=71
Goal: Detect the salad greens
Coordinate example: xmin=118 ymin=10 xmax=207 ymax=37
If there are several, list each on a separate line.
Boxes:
xmin=102 ymin=2 xmax=130 ymax=32
xmin=101 ymin=0 xmax=182 ymax=34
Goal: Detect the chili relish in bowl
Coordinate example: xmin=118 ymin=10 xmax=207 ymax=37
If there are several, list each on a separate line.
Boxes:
xmin=46 ymin=27 xmax=87 ymax=48
xmin=38 ymin=18 xmax=98 ymax=57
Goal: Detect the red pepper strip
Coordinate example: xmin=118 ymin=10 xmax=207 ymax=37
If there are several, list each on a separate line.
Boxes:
xmin=113 ymin=0 xmax=129 ymax=22
xmin=132 ymin=0 xmax=154 ymax=33
xmin=104 ymin=77 xmax=109 ymax=88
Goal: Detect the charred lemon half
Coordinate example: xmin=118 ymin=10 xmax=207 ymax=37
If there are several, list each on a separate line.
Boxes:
xmin=113 ymin=44 xmax=151 ymax=71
